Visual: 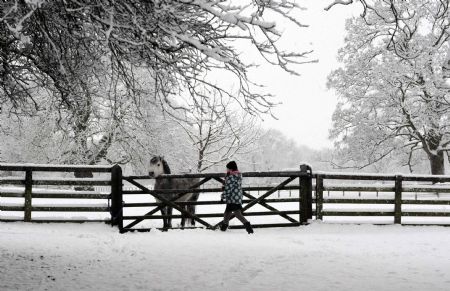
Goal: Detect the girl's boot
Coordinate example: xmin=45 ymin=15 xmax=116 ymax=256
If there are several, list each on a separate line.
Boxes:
xmin=244 ymin=222 xmax=254 ymax=234
xmin=220 ymin=222 xmax=228 ymax=231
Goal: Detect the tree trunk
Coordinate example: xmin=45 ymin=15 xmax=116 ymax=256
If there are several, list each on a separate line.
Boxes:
xmin=197 ymin=149 xmax=204 ymax=173
xmin=429 ymin=151 xmax=445 ymax=175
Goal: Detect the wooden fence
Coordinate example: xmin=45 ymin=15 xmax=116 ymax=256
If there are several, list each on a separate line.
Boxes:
xmin=0 ymin=164 xmax=115 ymax=223
xmin=315 ymin=172 xmax=450 ymax=225
xmin=2 ymin=163 xmax=450 ymax=229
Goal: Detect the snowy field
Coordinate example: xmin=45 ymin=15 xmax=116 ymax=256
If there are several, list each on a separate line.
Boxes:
xmin=1 ymin=222 xmax=450 ymax=291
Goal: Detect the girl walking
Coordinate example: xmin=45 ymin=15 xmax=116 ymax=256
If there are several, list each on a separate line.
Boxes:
xmin=220 ymin=161 xmax=254 ymax=234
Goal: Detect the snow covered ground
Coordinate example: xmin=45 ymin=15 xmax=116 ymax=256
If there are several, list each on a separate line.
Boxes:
xmin=1 ymin=222 xmax=449 ymax=291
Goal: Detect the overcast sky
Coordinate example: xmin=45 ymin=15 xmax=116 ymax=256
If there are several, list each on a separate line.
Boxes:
xmin=255 ymin=0 xmax=361 ymax=150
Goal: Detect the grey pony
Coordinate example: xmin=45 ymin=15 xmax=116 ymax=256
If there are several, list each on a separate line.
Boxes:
xmin=148 ymin=156 xmax=200 ymax=229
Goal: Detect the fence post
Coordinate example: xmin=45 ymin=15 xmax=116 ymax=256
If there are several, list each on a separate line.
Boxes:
xmin=24 ymin=169 xmax=32 ymax=222
xmin=110 ymin=164 xmax=123 ymax=232
xmin=299 ymin=164 xmax=313 ymax=224
xmin=394 ymin=175 xmax=402 ymax=224
xmin=316 ymin=174 xmax=323 ymax=221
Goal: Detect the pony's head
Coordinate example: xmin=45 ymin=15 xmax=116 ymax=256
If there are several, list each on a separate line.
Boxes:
xmin=149 ymin=156 xmax=171 ymax=177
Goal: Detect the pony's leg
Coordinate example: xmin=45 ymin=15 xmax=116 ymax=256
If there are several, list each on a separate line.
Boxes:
xmin=187 ymin=204 xmax=194 ymax=226
xmin=178 ymin=196 xmax=186 ymax=228
xmin=180 ymin=194 xmax=196 ymax=227
xmin=189 ymin=204 xmax=196 ymax=226
xmin=180 ymin=205 xmax=186 ymax=228
xmin=161 ymin=206 xmax=168 ymax=229
xmin=188 ymin=193 xmax=200 ymax=226
xmin=167 ymin=206 xmax=173 ymax=228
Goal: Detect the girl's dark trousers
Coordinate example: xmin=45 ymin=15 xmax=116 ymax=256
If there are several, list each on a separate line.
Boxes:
xmin=221 ymin=204 xmax=253 ymax=233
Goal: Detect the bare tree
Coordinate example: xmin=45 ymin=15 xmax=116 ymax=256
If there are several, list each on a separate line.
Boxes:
xmin=177 ymin=92 xmax=260 ymax=173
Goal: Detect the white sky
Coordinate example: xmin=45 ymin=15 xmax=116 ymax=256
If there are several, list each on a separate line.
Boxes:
xmin=254 ymin=0 xmax=361 ymax=150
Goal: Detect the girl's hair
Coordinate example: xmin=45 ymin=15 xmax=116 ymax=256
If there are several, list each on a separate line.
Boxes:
xmin=226 ymin=161 xmax=238 ymax=171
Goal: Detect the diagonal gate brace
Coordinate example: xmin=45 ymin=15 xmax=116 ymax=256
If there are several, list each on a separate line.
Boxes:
xmin=213 ymin=176 xmax=298 ymax=229
xmin=124 ymin=177 xmax=213 ymax=230
xmin=123 ymin=177 xmax=212 ymax=229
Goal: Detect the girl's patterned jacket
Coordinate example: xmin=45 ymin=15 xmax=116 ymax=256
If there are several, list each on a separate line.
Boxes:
xmin=221 ymin=171 xmax=243 ymax=204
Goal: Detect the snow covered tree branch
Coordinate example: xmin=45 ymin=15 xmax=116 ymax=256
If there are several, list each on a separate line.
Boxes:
xmin=0 ymin=0 xmax=313 ymax=117
xmin=324 ymin=0 xmax=355 ymax=12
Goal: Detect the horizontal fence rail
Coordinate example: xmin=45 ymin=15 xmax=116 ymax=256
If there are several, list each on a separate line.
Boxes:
xmin=0 ymin=163 xmax=114 ymax=223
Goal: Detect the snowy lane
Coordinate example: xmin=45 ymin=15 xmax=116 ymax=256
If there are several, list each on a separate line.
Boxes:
xmin=1 ymin=222 xmax=450 ymax=291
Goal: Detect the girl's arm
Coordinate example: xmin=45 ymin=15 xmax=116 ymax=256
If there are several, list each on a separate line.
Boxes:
xmin=222 ymin=177 xmax=230 ymax=201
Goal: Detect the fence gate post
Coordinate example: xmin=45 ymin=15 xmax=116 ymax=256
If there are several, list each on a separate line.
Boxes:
xmin=24 ymin=170 xmax=32 ymax=222
xmin=394 ymin=175 xmax=402 ymax=224
xmin=316 ymin=175 xmax=324 ymax=221
xmin=299 ymin=164 xmax=313 ymax=224
xmin=110 ymin=165 xmax=123 ymax=232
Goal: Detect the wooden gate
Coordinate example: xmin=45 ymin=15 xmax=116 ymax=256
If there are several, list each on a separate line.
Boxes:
xmin=112 ymin=165 xmax=313 ymax=233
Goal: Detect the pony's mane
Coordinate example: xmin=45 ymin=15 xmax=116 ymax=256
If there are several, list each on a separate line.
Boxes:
xmin=162 ymin=158 xmax=171 ymax=174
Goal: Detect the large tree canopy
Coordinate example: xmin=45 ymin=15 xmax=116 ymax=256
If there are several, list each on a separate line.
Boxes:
xmin=327 ymin=0 xmax=450 ymax=174
xmin=1 ymin=0 xmax=313 ymax=116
